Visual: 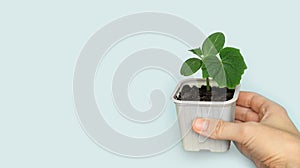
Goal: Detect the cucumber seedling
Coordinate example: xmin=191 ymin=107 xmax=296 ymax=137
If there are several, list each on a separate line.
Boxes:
xmin=180 ymin=32 xmax=247 ymax=91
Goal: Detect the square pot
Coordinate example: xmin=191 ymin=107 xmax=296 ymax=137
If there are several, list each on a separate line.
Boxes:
xmin=172 ymin=78 xmax=240 ymax=152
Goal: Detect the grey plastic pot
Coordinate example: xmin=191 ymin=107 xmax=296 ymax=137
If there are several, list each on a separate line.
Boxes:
xmin=172 ymin=78 xmax=240 ymax=152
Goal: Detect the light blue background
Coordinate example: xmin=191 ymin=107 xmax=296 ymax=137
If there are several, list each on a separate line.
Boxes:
xmin=1 ymin=0 xmax=300 ymax=167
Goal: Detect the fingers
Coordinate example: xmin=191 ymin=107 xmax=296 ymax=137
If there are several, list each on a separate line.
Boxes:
xmin=192 ymin=118 xmax=246 ymax=143
xmin=238 ymin=92 xmax=299 ymax=135
xmin=237 ymin=92 xmax=272 ymax=113
xmin=236 ymin=105 xmax=260 ymax=122
xmin=237 ymin=92 xmax=285 ymax=121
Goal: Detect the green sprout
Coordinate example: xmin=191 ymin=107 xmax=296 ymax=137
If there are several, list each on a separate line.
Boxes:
xmin=180 ymin=32 xmax=247 ymax=91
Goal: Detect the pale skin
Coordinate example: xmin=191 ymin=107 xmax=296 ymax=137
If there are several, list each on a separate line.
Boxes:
xmin=192 ymin=92 xmax=300 ymax=168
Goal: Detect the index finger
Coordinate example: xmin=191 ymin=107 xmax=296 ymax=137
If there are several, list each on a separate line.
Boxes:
xmin=237 ymin=91 xmax=274 ymax=113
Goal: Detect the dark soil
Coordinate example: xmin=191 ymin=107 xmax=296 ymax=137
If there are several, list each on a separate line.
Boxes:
xmin=176 ymin=85 xmax=235 ymax=101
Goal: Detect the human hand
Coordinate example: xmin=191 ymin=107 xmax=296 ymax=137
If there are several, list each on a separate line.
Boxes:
xmin=192 ymin=92 xmax=300 ymax=168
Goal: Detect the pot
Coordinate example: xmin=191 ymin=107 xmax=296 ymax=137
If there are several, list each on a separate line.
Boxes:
xmin=172 ymin=78 xmax=240 ymax=152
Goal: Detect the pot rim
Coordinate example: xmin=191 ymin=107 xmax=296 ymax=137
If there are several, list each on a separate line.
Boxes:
xmin=172 ymin=78 xmax=240 ymax=105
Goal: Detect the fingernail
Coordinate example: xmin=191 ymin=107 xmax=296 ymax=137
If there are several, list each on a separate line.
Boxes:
xmin=193 ymin=119 xmax=209 ymax=132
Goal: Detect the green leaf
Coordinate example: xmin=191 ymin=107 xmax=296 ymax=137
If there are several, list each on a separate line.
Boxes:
xmin=202 ymin=47 xmax=247 ymax=89
xmin=219 ymin=47 xmax=247 ymax=88
xmin=202 ymin=32 xmax=225 ymax=56
xmin=180 ymin=58 xmax=202 ymax=76
xmin=188 ymin=48 xmax=202 ymax=57
xmin=202 ymin=55 xmax=226 ymax=87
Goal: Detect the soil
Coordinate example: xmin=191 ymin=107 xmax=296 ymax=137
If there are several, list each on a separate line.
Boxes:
xmin=176 ymin=85 xmax=235 ymax=101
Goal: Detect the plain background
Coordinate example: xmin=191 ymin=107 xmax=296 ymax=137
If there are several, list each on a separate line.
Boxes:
xmin=1 ymin=0 xmax=300 ymax=167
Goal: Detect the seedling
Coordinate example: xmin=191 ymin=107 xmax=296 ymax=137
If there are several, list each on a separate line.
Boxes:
xmin=173 ymin=32 xmax=247 ymax=151
xmin=180 ymin=32 xmax=247 ymax=91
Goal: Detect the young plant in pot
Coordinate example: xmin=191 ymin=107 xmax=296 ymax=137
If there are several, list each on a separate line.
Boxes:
xmin=172 ymin=32 xmax=247 ymax=152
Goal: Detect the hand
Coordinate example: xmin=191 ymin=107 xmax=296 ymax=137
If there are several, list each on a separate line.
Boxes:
xmin=192 ymin=92 xmax=300 ymax=168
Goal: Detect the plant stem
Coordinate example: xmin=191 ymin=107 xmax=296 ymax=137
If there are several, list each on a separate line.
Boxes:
xmin=206 ymin=77 xmax=211 ymax=92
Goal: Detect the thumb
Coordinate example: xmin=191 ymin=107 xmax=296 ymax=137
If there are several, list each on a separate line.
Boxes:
xmin=192 ymin=118 xmax=246 ymax=143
